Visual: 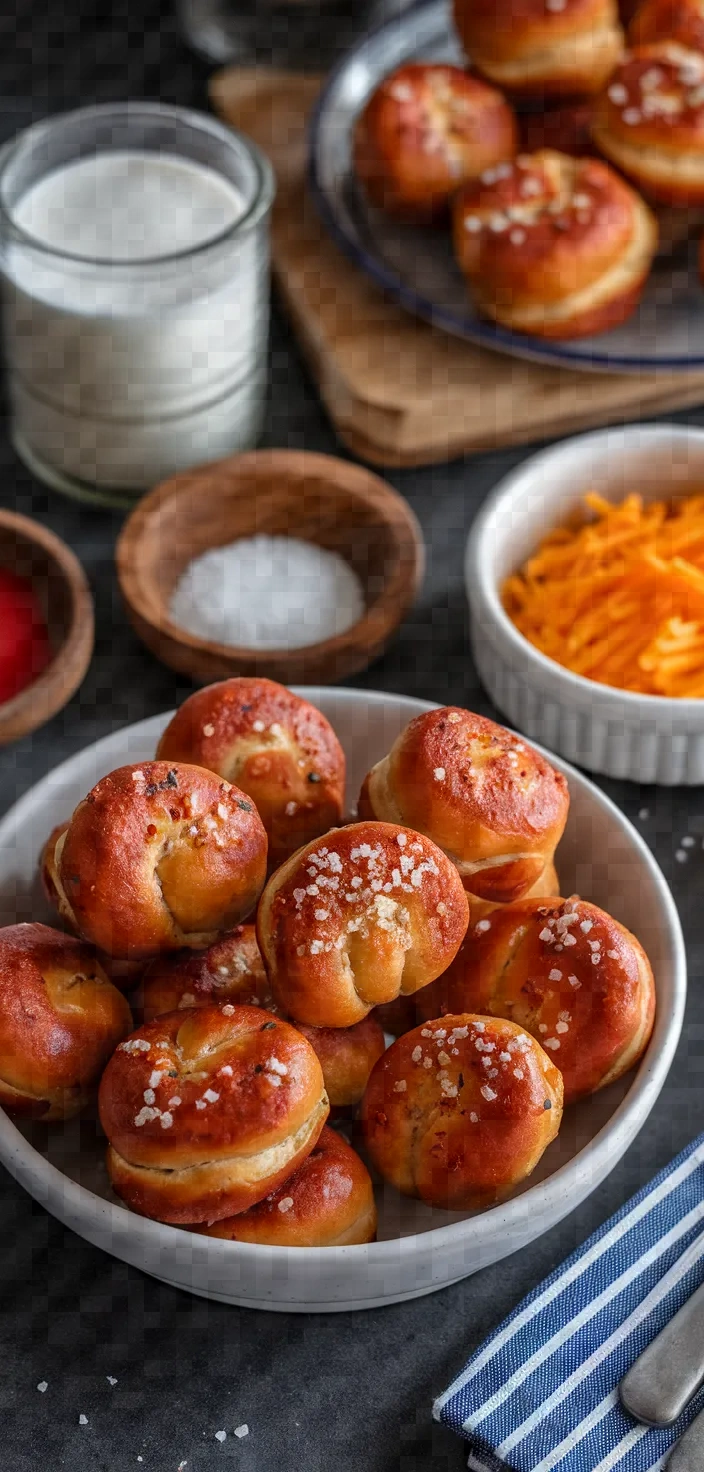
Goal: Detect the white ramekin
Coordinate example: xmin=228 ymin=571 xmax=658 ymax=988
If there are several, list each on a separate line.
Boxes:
xmin=466 ymin=423 xmax=704 ymax=786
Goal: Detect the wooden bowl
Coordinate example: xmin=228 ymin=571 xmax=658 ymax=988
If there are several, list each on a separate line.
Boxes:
xmin=0 ymin=510 xmax=94 ymax=746
xmin=116 ymin=450 xmax=425 ymax=686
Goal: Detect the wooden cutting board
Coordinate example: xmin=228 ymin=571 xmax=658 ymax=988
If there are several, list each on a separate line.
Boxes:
xmin=211 ymin=67 xmax=704 ymax=467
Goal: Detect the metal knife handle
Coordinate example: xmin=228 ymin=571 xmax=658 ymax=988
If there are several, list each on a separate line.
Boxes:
xmin=620 ymin=1280 xmax=704 ymax=1427
xmin=667 ymin=1408 xmax=704 ymax=1470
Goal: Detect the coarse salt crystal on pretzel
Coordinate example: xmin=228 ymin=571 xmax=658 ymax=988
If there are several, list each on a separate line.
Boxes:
xmin=361 ymin=1013 xmax=563 ymax=1211
xmin=99 ymin=1004 xmax=328 ymax=1224
xmin=353 ymin=62 xmax=518 ymax=222
xmin=358 ymin=707 xmax=569 ymax=903
xmin=198 ymin=1126 xmax=377 ymax=1247
xmin=58 ymin=761 xmax=268 ymax=961
xmin=156 ymin=678 xmax=345 ymax=871
xmin=256 ymin=820 xmax=469 ymax=1028
xmin=414 ymin=896 xmax=655 ymax=1103
xmin=593 ymin=42 xmax=704 ymax=204
xmin=452 ymin=149 xmax=657 ymax=339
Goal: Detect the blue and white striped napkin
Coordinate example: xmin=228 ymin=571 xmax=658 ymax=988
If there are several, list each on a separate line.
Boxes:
xmin=434 ymin=1134 xmax=704 ymax=1472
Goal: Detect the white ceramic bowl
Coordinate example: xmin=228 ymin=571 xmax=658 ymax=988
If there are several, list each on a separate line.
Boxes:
xmin=0 ymin=688 xmax=686 ymax=1312
xmin=466 ymin=423 xmax=704 ymax=786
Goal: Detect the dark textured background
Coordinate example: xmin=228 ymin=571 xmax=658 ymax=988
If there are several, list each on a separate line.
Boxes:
xmin=1 ymin=5 xmax=703 ymax=1469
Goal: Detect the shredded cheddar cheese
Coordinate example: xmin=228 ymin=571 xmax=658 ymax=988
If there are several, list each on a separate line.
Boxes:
xmin=502 ymin=490 xmax=704 ymax=697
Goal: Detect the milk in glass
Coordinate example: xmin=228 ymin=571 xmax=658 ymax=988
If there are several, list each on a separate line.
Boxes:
xmin=0 ymin=107 xmax=273 ymax=502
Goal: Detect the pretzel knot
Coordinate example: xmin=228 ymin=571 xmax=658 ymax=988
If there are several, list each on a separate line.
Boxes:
xmin=256 ymin=820 xmax=470 ymax=1028
xmin=453 ymin=149 xmax=657 ymax=339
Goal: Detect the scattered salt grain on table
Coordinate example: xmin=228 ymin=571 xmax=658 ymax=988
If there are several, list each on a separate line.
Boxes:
xmin=234 ymin=1425 xmax=249 ymax=1438
xmin=36 ymin=1382 xmax=47 ymax=1393
xmin=169 ymin=536 xmax=365 ymax=651
xmin=215 ymin=1430 xmax=227 ymax=1442
xmin=79 ymin=1414 xmax=88 ymax=1425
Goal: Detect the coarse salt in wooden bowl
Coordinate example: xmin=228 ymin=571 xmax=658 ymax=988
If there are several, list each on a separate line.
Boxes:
xmin=116 ymin=449 xmax=425 ymax=686
xmin=0 ymin=509 xmax=94 ymax=746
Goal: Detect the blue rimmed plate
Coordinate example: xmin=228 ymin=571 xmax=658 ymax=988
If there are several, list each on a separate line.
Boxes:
xmin=309 ymin=0 xmax=704 ymax=374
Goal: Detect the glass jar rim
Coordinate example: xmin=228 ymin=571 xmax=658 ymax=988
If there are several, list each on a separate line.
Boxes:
xmin=0 ymin=100 xmax=276 ymax=268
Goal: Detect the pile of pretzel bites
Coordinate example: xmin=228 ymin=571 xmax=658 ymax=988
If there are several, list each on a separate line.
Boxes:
xmin=353 ymin=0 xmax=704 ymax=340
xmin=0 ymin=678 xmax=655 ymax=1244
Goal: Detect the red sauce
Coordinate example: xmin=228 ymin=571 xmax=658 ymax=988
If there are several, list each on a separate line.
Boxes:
xmin=0 ymin=568 xmax=51 ymax=704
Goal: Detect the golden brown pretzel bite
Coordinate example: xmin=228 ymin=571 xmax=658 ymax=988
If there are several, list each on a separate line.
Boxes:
xmin=296 ymin=1017 xmax=387 ymax=1112
xmin=354 ymin=63 xmax=518 ymax=221
xmin=629 ymin=0 xmax=704 ymax=50
xmin=592 ymin=43 xmax=704 ymax=204
xmin=417 ymin=895 xmax=655 ymax=1103
xmin=257 ymin=821 xmax=469 ymax=1028
xmin=469 ymin=859 xmax=561 ymax=922
xmin=40 ymin=821 xmax=145 ymax=990
xmin=359 ymin=707 xmax=569 ymax=902
xmin=99 ymin=1005 xmax=329 ymax=1224
xmin=452 ymin=0 xmax=624 ymax=100
xmin=452 ymin=150 xmax=657 ymax=338
xmin=380 ymin=859 xmax=562 ymax=1034
xmin=156 ymin=678 xmax=345 ymax=871
xmin=59 ymin=762 xmax=268 ymax=961
xmin=40 ymin=821 xmax=76 ymax=929
xmin=199 ymin=1127 xmax=377 ymax=1246
xmin=138 ymin=929 xmax=385 ymax=1110
xmin=362 ymin=1013 xmax=563 ymax=1210
xmin=138 ymin=925 xmax=272 ymax=1022
xmin=0 ymin=923 xmax=132 ymax=1120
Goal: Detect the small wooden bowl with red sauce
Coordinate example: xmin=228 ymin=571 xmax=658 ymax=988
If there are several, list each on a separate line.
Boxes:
xmin=0 ymin=510 xmax=94 ymax=745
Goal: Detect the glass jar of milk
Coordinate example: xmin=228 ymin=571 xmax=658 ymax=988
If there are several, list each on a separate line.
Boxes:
xmin=0 ymin=103 xmax=275 ymax=507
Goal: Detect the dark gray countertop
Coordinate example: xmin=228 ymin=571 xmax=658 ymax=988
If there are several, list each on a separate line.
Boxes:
xmin=1 ymin=6 xmax=704 ymax=1469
